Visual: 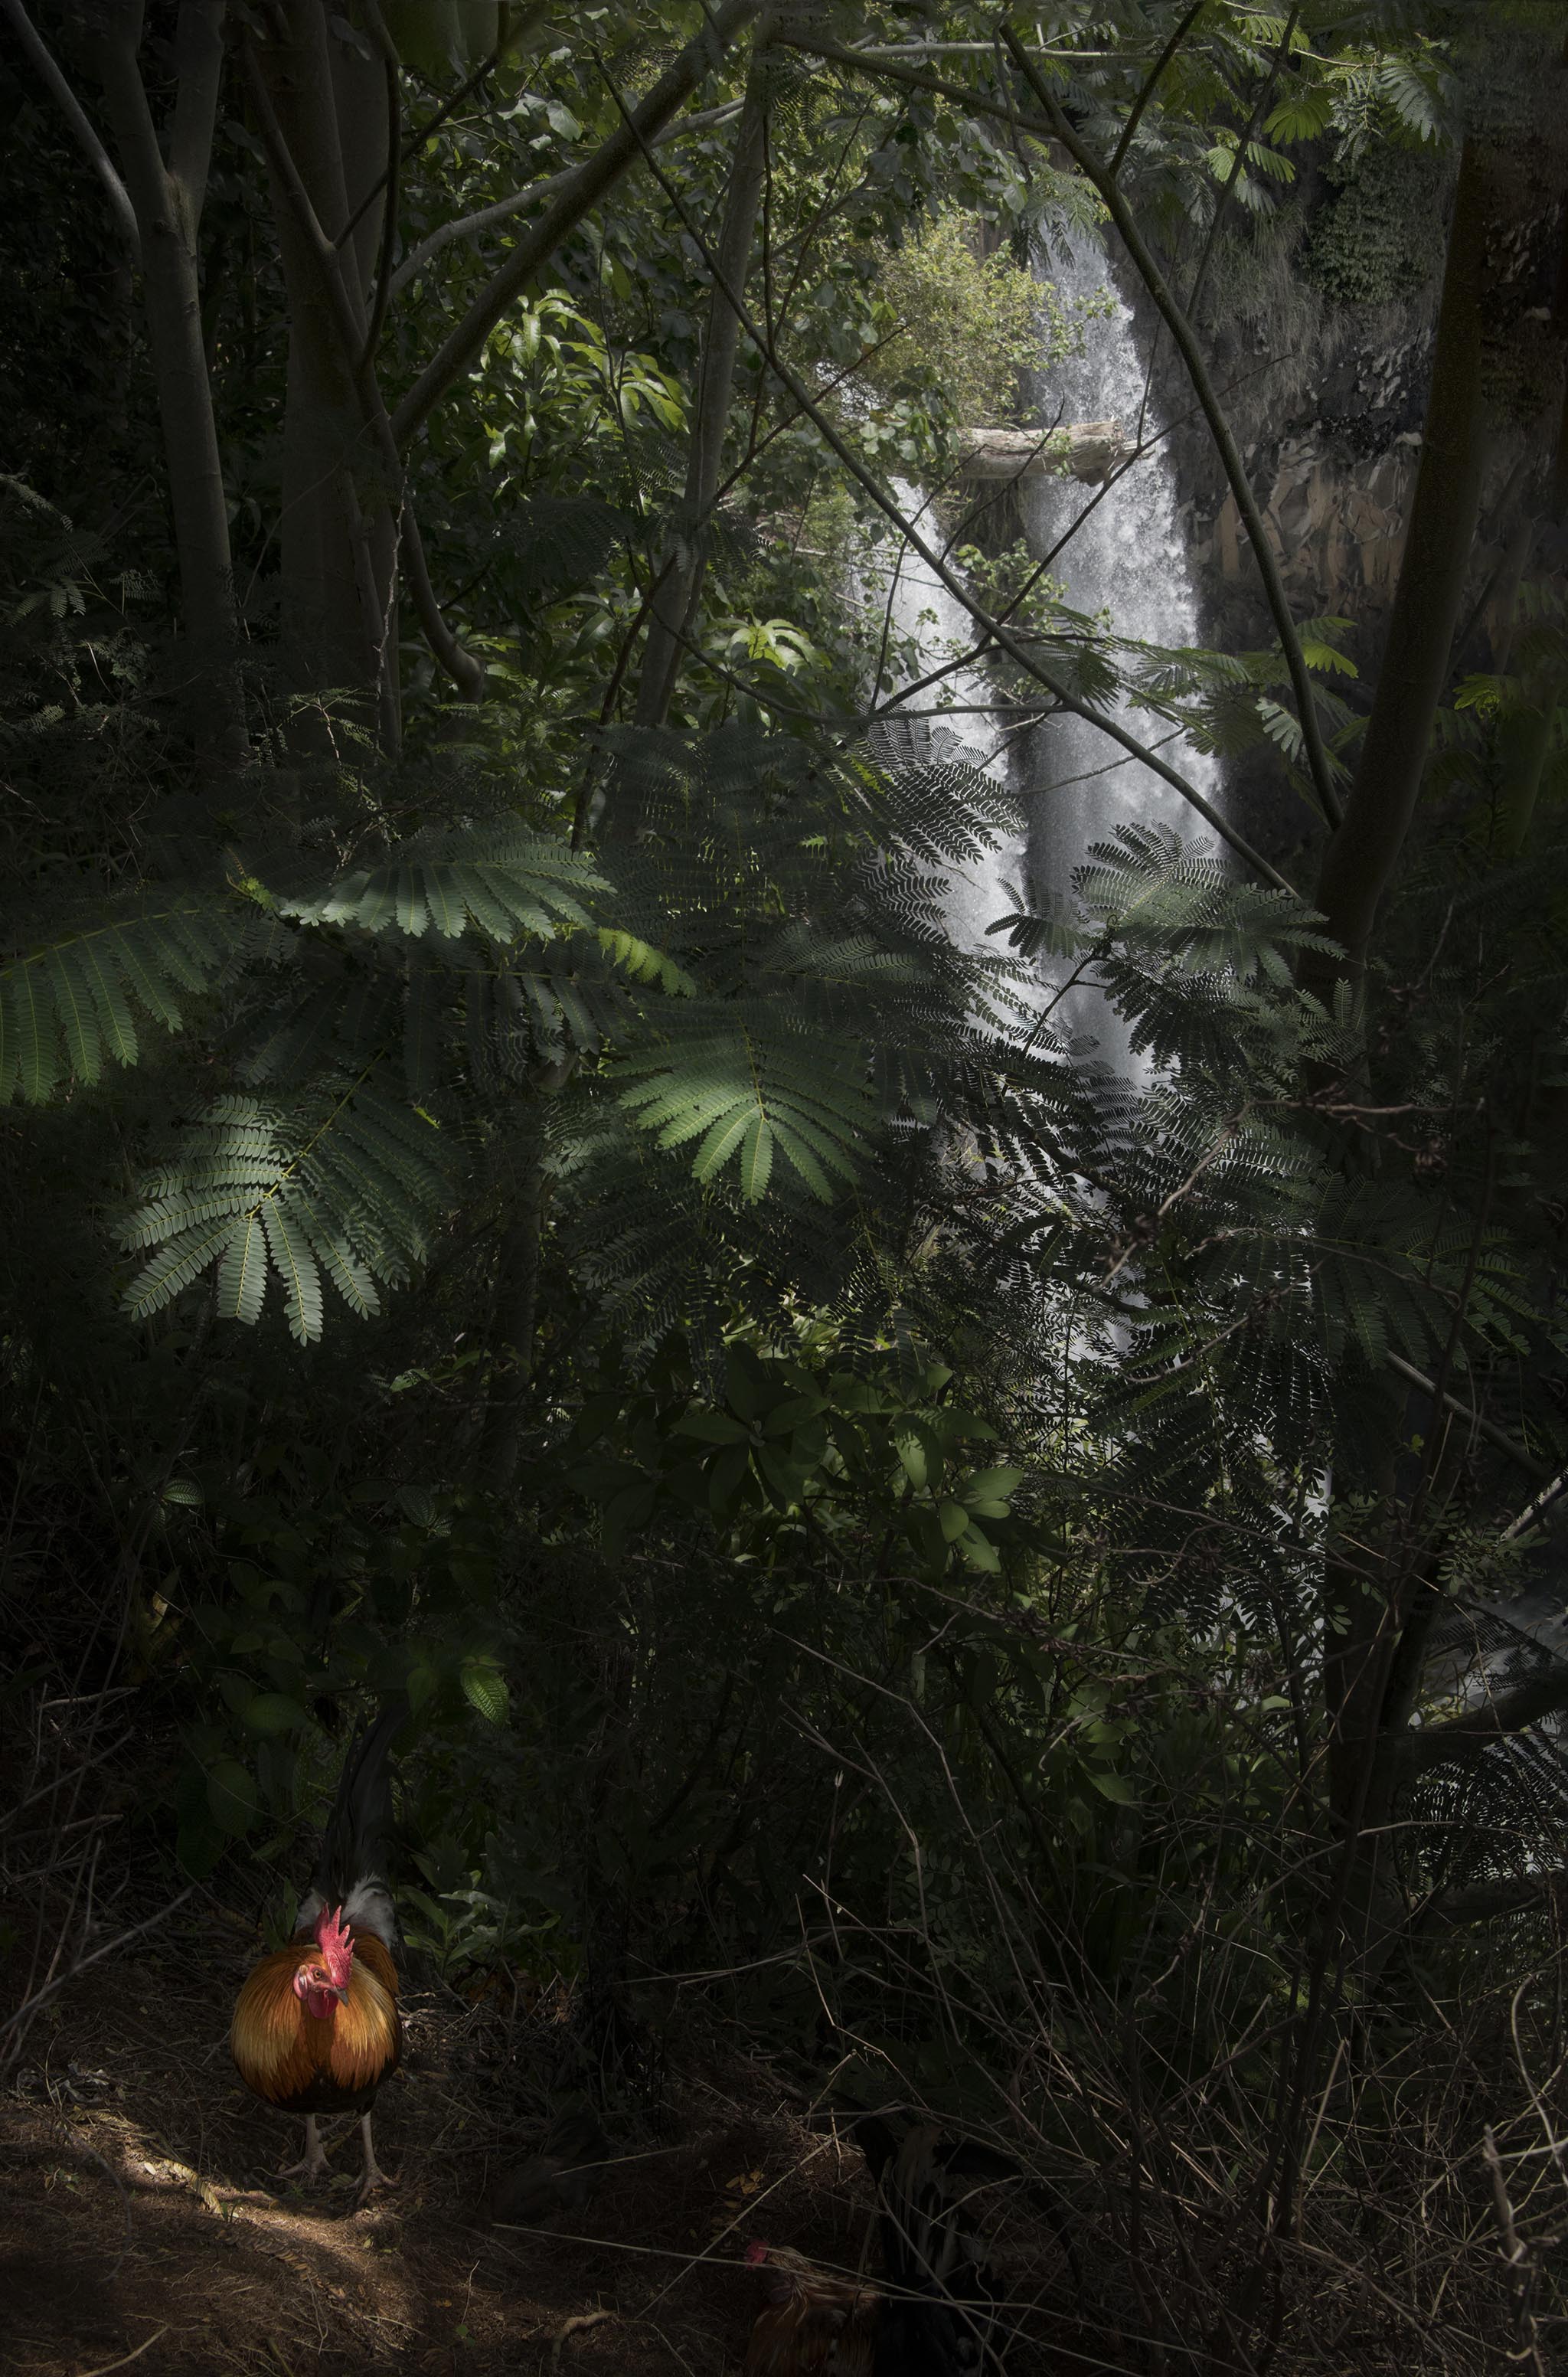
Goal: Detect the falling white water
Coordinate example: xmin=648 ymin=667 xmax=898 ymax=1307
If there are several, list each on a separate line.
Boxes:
xmin=872 ymin=481 xmax=1027 ymax=962
xmin=869 ymin=230 xmax=1223 ymax=1075
xmin=1021 ymin=227 xmax=1225 ymax=1074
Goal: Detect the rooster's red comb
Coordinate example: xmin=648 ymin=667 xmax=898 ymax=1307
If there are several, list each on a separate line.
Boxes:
xmin=743 ymin=2241 xmax=769 ymax=2266
xmin=314 ymin=1903 xmax=352 ymax=1970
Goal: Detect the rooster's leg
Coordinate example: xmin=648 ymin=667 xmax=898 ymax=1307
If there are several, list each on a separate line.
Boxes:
xmin=352 ymin=2111 xmax=397 ymax=2207
xmin=278 ymin=2114 xmax=332 ymax=2186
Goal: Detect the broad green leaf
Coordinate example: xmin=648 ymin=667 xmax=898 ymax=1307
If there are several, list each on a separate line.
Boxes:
xmin=461 ymin=1658 xmax=508 ymax=1725
xmin=207 ymin=1757 xmax=262 ymax=1834
xmin=241 ymin=1692 xmax=310 ymax=1737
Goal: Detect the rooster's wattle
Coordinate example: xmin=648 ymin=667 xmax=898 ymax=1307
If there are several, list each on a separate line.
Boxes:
xmin=230 ymin=1705 xmax=403 ymax=2202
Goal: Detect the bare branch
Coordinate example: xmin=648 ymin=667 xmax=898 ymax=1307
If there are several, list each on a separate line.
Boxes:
xmin=1386 ymin=1352 xmax=1550 ymax=1482
xmin=390 ymin=167 xmax=572 ymax=300
xmin=1404 ymin=1668 xmax=1568 ymax=1775
xmin=0 ymin=0 xmax=142 ymax=263
xmin=390 ymin=0 xmax=761 ymax=451
xmin=1109 ymin=0 xmax=1204 ymax=175
xmin=358 ymin=0 xmax=400 ymax=367
xmin=769 ymin=21 xmax=1343 ymax=835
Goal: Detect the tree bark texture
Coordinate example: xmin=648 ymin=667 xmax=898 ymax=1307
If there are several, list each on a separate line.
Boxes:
xmin=633 ymin=46 xmax=771 ymax=733
xmin=252 ymin=5 xmax=394 ymax=718
xmin=1308 ymin=141 xmax=1491 ymax=986
xmin=95 ymin=0 xmax=245 ymax=764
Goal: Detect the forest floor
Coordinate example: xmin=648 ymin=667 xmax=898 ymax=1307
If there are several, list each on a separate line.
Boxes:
xmin=0 ymin=1911 xmax=1089 ymax=2377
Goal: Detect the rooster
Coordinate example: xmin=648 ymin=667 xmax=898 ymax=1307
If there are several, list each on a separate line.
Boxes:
xmin=745 ymin=2117 xmax=1013 ymax=2374
xmin=230 ymin=1705 xmax=403 ymax=2204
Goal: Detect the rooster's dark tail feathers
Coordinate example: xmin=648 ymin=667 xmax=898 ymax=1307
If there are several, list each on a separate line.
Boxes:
xmin=843 ymin=2114 xmax=1014 ymax=2373
xmin=312 ymin=1701 xmax=405 ymax=1916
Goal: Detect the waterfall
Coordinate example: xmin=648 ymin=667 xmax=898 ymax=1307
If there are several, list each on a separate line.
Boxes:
xmin=1021 ymin=227 xmax=1223 ymax=1073
xmin=877 ymin=227 xmax=1223 ymax=1076
xmin=874 ymin=482 xmax=1027 ymax=964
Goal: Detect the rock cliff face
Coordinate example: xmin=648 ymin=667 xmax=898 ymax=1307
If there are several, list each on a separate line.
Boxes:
xmin=1175 ymin=316 xmax=1436 ymax=654
xmin=1192 ymin=430 xmax=1422 ymax=624
xmin=1148 ymin=206 xmax=1455 ymax=863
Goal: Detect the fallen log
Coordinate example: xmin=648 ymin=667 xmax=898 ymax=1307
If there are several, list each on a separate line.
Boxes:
xmin=956 ymin=422 xmax=1131 ymax=486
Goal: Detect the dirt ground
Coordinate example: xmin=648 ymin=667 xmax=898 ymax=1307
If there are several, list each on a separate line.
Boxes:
xmin=1 ymin=1917 xmax=1084 ymax=2377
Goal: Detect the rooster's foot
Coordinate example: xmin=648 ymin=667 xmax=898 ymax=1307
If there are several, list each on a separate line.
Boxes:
xmin=278 ymin=2115 xmax=332 ymax=2188
xmin=352 ymin=2113 xmax=397 ymax=2209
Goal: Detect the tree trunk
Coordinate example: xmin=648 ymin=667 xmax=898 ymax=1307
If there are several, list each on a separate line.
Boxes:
xmin=252 ymin=4 xmax=394 ymax=724
xmin=632 ymin=43 xmax=771 ymax=734
xmin=476 ymin=1132 xmax=546 ymax=1495
xmin=1300 ymin=145 xmax=1496 ymax=1997
xmin=1306 ymin=140 xmax=1491 ymax=995
xmin=95 ymin=1 xmax=246 ymax=766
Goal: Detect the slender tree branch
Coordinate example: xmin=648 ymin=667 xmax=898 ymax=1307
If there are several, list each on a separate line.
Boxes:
xmin=95 ymin=6 xmax=243 ymax=760
xmin=632 ymin=35 xmax=771 ymax=737
xmin=1383 ymin=1354 xmax=1549 ymax=1481
xmin=401 ymin=497 xmax=483 ymax=699
xmin=390 ymin=0 xmax=761 ymax=450
xmin=1185 ymin=5 xmax=1298 ymax=316
xmin=335 ymin=2 xmax=561 ymax=257
xmin=998 ymin=24 xmax=1343 ymax=833
xmin=359 ymin=0 xmax=400 ymax=367
xmin=386 ymin=103 xmax=743 ymax=301
xmin=1308 ymin=140 xmax=1489 ymax=979
xmin=1 ymin=0 xmax=142 ymax=263
xmin=773 ymin=20 xmax=1341 ymax=834
xmin=389 ymin=163 xmax=576 ymax=299
xmin=1403 ymin=1668 xmax=1568 ymax=1775
xmin=603 ymin=69 xmax=1292 ymax=891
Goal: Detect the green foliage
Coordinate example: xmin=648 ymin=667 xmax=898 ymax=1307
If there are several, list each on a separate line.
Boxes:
xmin=557 ymin=1326 xmax=1037 ymax=1577
xmin=864 ymin=208 xmax=1107 ymax=428
xmin=1304 ymin=141 xmax=1447 ymax=306
xmin=0 ymin=901 xmax=234 ymax=1100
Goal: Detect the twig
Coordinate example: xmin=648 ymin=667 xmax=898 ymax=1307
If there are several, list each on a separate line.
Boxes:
xmin=1484 ymin=2126 xmax=1547 ymax=2375
xmin=1386 ymin=1353 xmax=1550 ymax=1482
xmin=0 ymin=1885 xmax=198 ymax=2047
xmin=549 ymin=2309 xmax=614 ymax=2366
xmin=0 ymin=0 xmax=142 ymax=263
xmin=1109 ymin=1 xmax=1205 ymax=173
xmin=78 ymin=2328 xmax=170 ymax=2377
